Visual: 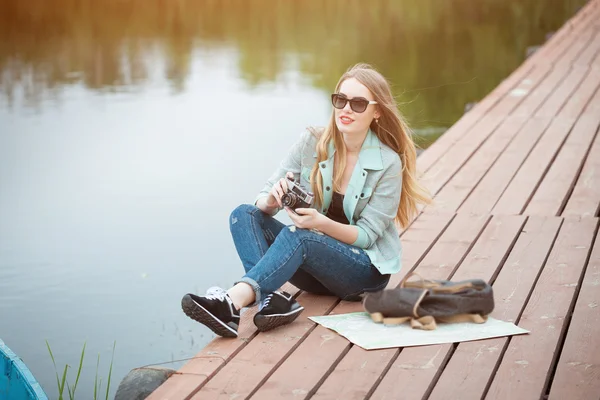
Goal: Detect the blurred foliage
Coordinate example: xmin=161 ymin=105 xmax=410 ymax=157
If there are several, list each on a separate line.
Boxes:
xmin=0 ymin=0 xmax=588 ymax=145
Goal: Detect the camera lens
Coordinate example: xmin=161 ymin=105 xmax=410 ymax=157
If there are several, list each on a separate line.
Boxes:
xmin=281 ymin=193 xmax=296 ymax=207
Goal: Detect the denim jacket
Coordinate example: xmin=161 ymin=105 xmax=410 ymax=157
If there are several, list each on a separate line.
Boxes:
xmin=255 ymin=128 xmax=403 ymax=274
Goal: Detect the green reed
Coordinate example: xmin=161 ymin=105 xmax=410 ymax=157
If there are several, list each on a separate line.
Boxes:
xmin=45 ymin=340 xmax=116 ymax=400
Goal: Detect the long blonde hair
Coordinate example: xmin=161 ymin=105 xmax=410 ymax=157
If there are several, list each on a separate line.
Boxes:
xmin=309 ymin=63 xmax=432 ymax=228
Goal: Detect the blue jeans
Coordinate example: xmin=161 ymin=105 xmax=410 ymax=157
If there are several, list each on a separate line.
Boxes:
xmin=229 ymin=204 xmax=390 ymax=306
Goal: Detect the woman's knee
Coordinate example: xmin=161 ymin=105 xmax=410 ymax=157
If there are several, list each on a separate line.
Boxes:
xmin=230 ymin=204 xmax=260 ymax=232
xmin=284 ymin=224 xmax=314 ymax=236
xmin=230 ymin=204 xmax=259 ymax=224
xmin=273 ymin=225 xmax=306 ymax=246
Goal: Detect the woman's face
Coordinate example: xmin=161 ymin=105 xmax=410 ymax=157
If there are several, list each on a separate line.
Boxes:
xmin=333 ymin=77 xmax=379 ymax=137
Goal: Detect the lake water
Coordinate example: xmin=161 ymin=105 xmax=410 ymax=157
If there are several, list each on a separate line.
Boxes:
xmin=0 ymin=0 xmax=587 ymax=398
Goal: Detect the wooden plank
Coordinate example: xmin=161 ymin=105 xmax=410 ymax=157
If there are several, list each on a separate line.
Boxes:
xmin=492 ymin=117 xmax=577 ymax=216
xmin=492 ymin=69 xmax=600 ymax=216
xmin=523 ymin=0 xmax=598 ymax=69
xmin=309 ymin=214 xmax=489 ymax=400
xmin=423 ymin=62 xmax=560 ymax=197
xmin=190 ymin=292 xmax=337 ymax=400
xmin=423 ymin=113 xmax=501 ymax=197
xmin=525 ymin=58 xmax=596 ymax=121
xmin=370 ymin=215 xmax=526 ymax=400
xmin=526 ymin=28 xmax=599 ymax=119
xmin=511 ymin=65 xmax=567 ymax=118
xmin=562 ymin=120 xmax=600 ymax=217
xmin=554 ymin=21 xmax=599 ymax=70
xmin=427 ymin=115 xmax=527 ymax=214
xmin=446 ymin=216 xmax=526 ymax=287
xmin=247 ymin=324 xmax=351 ymax=399
xmin=574 ymin=30 xmax=600 ymax=67
xmin=489 ymin=68 xmax=552 ymax=118
xmin=444 ymin=39 xmax=599 ymax=216
xmin=418 ymin=110 xmax=495 ymax=174
xmin=310 ymin=345 xmax=397 ymax=400
xmin=594 ymin=45 xmax=600 ymax=69
xmin=397 ymin=213 xmax=490 ymax=281
xmin=485 ymin=217 xmax=598 ymax=400
xmin=147 ymin=284 xmax=298 ymax=400
xmin=417 ymin=62 xmax=533 ymax=174
xmin=386 ymin=212 xmax=456 ymax=290
xmin=459 ymin=117 xmax=552 ymax=215
xmin=549 ymin=225 xmax=600 ymax=399
xmin=457 ymin=40 xmax=600 ymax=216
xmin=534 ymin=66 xmax=588 ymax=118
xmin=524 ymin=91 xmax=600 ymax=216
xmin=559 ymin=67 xmax=600 ymax=119
xmin=427 ymin=217 xmax=563 ymax=400
xmin=248 ymin=213 xmax=454 ymax=399
xmin=537 ymin=1 xmax=599 ymax=68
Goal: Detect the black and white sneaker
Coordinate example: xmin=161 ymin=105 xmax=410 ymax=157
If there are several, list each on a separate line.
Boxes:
xmin=253 ymin=291 xmax=304 ymax=332
xmin=181 ymin=287 xmax=240 ymax=338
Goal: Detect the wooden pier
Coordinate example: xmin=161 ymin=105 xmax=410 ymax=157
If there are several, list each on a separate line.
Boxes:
xmin=149 ymin=1 xmax=600 ymax=398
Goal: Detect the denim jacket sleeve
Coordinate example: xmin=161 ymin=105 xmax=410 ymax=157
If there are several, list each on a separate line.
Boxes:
xmin=352 ymin=155 xmax=402 ymax=249
xmin=254 ymin=131 xmax=310 ymax=215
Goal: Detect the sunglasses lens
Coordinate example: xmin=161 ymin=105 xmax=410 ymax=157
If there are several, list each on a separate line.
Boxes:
xmin=331 ymin=94 xmax=347 ymax=109
xmin=331 ymin=94 xmax=371 ymax=113
xmin=350 ymin=99 xmax=368 ymax=113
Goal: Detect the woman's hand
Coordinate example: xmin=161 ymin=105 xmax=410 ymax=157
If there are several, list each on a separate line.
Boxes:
xmin=286 ymin=207 xmax=325 ymax=230
xmin=267 ymin=171 xmax=294 ymax=208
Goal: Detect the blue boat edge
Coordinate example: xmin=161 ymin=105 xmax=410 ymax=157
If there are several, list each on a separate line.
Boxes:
xmin=0 ymin=338 xmax=48 ymax=400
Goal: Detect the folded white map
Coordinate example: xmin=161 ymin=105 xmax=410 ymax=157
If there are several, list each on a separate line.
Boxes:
xmin=309 ymin=312 xmax=529 ymax=350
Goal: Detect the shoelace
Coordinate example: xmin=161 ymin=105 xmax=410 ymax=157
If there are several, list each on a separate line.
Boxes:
xmin=205 ymin=286 xmax=227 ymax=300
xmin=259 ymin=293 xmax=274 ymax=311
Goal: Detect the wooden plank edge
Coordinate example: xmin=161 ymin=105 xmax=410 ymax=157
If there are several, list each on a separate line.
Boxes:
xmin=542 ymin=218 xmax=600 ymax=398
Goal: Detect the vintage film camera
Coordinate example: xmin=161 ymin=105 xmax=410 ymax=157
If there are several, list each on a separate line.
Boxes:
xmin=281 ymin=176 xmax=314 ymax=211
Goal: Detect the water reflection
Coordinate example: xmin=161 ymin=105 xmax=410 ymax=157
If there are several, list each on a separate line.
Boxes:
xmin=0 ymin=0 xmax=587 ymax=143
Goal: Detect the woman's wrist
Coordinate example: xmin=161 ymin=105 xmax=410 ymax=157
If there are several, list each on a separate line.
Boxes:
xmin=316 ymin=213 xmax=329 ymax=231
xmin=265 ymin=195 xmax=278 ymax=208
xmin=316 ymin=216 xmax=359 ymax=245
xmin=256 ymin=196 xmax=278 ymax=214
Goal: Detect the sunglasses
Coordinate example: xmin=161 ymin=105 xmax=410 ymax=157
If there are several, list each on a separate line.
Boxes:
xmin=331 ymin=93 xmax=377 ymax=113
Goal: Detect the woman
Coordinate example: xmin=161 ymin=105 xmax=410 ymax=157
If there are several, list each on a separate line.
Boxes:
xmin=181 ymin=63 xmax=431 ymax=338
